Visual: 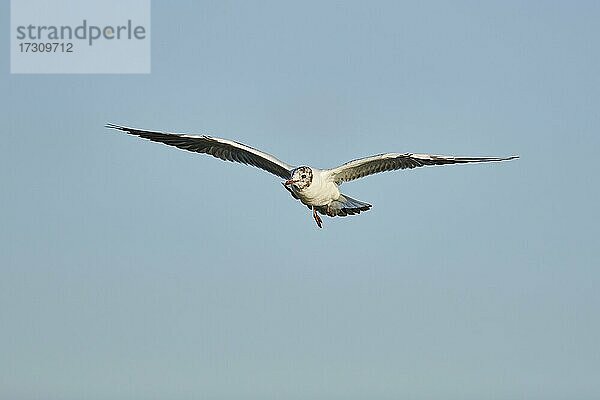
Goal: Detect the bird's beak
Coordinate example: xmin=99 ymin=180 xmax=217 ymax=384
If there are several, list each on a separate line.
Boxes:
xmin=284 ymin=179 xmax=297 ymax=186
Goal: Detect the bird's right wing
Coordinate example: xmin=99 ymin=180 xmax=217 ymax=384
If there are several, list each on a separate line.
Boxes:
xmin=326 ymin=153 xmax=518 ymax=184
xmin=106 ymin=123 xmax=294 ymax=179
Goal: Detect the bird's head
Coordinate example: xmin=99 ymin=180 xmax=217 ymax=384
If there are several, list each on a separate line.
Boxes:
xmin=284 ymin=166 xmax=313 ymax=190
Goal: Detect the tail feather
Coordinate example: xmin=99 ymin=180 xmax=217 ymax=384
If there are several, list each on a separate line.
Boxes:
xmin=316 ymin=193 xmax=372 ymax=217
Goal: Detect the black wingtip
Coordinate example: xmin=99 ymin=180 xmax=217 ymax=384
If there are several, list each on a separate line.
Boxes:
xmin=105 ymin=123 xmax=127 ymax=131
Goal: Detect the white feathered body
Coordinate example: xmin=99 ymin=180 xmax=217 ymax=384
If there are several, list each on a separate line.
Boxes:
xmin=287 ymin=168 xmax=372 ymax=217
xmin=291 ymin=169 xmax=340 ymax=207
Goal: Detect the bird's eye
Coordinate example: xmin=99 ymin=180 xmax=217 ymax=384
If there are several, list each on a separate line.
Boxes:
xmin=301 ymin=174 xmax=306 ymax=179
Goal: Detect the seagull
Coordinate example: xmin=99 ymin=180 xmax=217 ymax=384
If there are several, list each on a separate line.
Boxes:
xmin=106 ymin=123 xmax=518 ymax=228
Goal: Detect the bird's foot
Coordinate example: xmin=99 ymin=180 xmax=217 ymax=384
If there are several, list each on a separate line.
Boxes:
xmin=312 ymin=207 xmax=323 ymax=228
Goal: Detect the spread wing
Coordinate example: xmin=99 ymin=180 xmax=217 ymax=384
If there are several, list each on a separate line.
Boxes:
xmin=326 ymin=153 xmax=518 ymax=184
xmin=106 ymin=123 xmax=294 ymax=179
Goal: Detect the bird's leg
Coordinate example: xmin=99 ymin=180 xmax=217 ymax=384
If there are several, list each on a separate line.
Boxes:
xmin=312 ymin=206 xmax=323 ymax=228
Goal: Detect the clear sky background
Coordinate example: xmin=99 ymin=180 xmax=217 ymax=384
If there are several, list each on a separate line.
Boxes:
xmin=1 ymin=1 xmax=599 ymax=399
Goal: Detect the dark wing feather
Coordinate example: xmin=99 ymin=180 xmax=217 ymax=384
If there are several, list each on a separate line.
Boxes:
xmin=106 ymin=123 xmax=294 ymax=179
xmin=326 ymin=153 xmax=518 ymax=184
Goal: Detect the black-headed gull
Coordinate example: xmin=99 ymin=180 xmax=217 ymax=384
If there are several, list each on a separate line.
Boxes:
xmin=107 ymin=123 xmax=517 ymax=228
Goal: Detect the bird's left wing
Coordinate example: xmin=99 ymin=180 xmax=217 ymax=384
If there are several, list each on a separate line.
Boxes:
xmin=106 ymin=123 xmax=294 ymax=179
xmin=326 ymin=153 xmax=518 ymax=184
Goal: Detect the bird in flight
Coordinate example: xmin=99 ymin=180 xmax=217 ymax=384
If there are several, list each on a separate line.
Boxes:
xmin=107 ymin=123 xmax=517 ymax=228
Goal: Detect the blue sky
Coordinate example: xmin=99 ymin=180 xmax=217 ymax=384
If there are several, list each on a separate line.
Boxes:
xmin=1 ymin=1 xmax=599 ymax=399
